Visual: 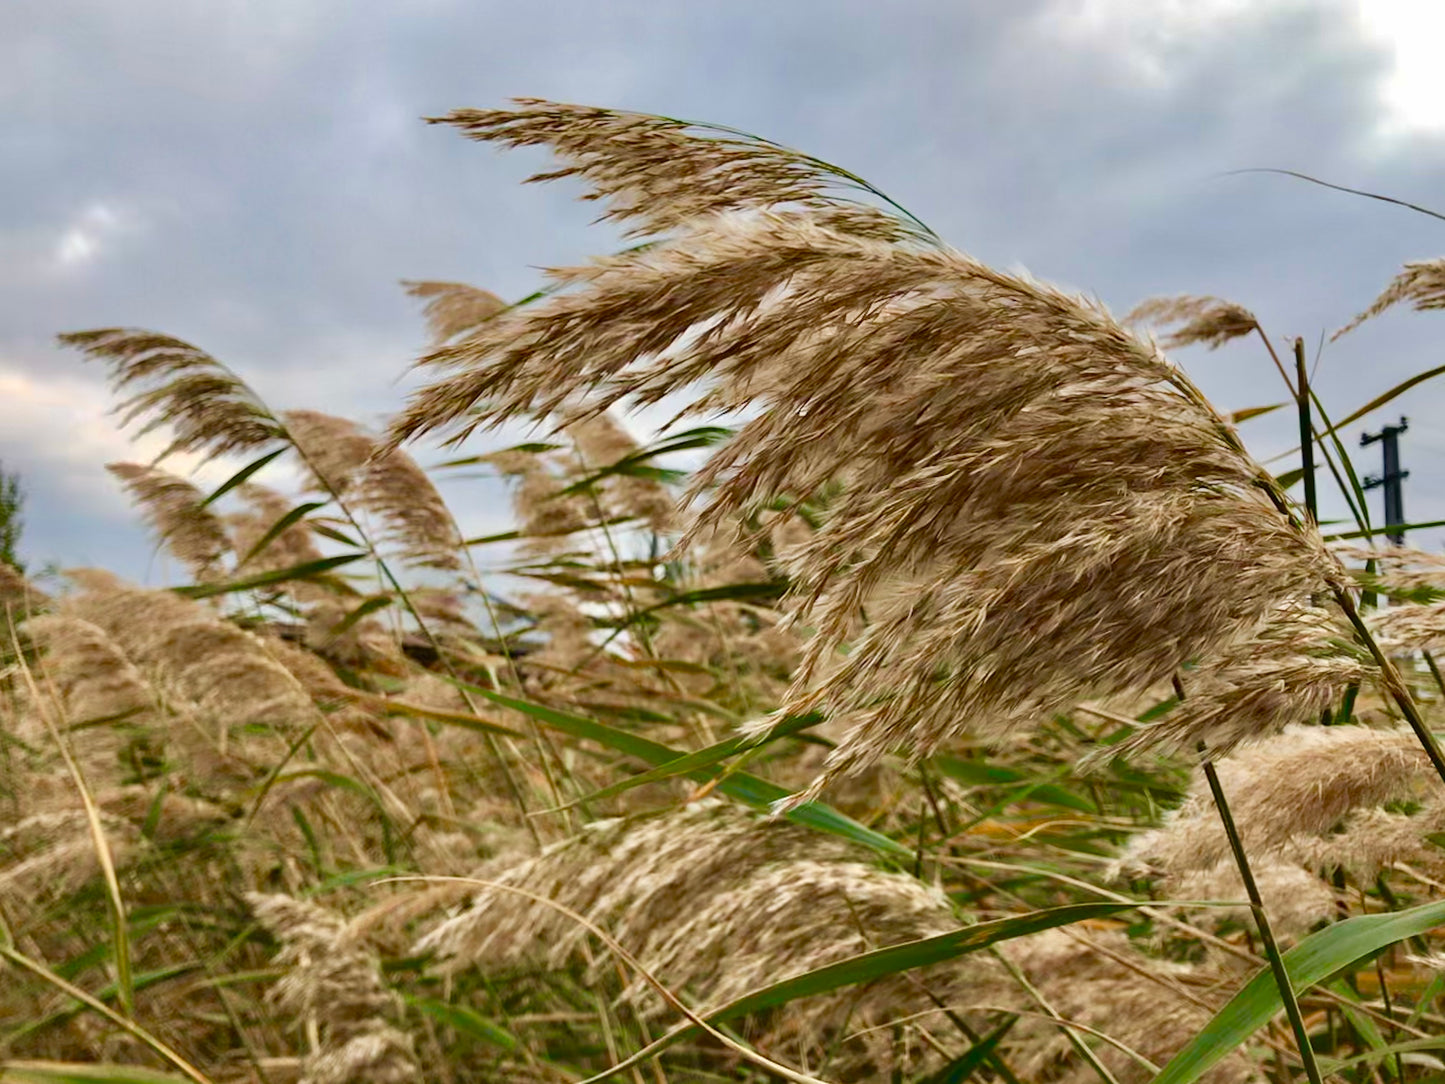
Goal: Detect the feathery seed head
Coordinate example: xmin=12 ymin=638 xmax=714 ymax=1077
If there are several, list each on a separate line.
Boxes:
xmin=419 ymin=802 xmax=1253 ymax=1081
xmin=1334 ymin=257 xmax=1445 ymax=340
xmin=284 ymin=410 xmax=463 ymax=571
xmin=107 ymin=462 xmax=231 ymax=579
xmin=403 ymin=279 xmax=507 ymax=345
xmin=1126 ymin=295 xmax=1259 ymax=350
xmin=59 ymin=328 xmax=284 ymax=459
xmin=1120 ymin=723 xmax=1431 ymax=880
xmin=432 ymin=99 xmax=924 ymax=242
xmin=390 ymin=105 xmax=1342 ymax=800
xmin=249 ymin=893 xmax=420 ymax=1084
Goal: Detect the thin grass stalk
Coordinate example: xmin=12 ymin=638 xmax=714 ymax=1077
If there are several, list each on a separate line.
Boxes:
xmin=285 ymin=438 xmax=547 ymax=846
xmin=1254 ymin=324 xmax=1368 ymax=535
xmin=987 ymin=947 xmax=1124 ymax=1084
xmin=1294 ymin=339 xmax=1317 ymax=524
xmin=0 ymin=938 xmax=212 ymax=1084
xmin=10 ymin=628 xmax=135 ymax=1018
xmin=1199 ymin=750 xmax=1324 ymax=1084
xmin=1424 ymin=650 xmax=1445 ymax=699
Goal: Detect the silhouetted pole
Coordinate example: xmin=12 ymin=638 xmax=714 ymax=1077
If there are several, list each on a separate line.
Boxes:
xmin=1362 ymin=417 xmax=1409 ymax=546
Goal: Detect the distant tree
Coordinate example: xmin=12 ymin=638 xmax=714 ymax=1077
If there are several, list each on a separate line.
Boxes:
xmin=0 ymin=462 xmax=24 ymax=571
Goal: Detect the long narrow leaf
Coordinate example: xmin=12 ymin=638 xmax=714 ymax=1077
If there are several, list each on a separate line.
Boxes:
xmin=236 ymin=500 xmax=328 ymax=568
xmin=173 ymin=553 xmax=366 ymax=599
xmin=445 ymin=679 xmax=909 ymax=857
xmin=564 ymin=713 xmax=823 ymax=807
xmin=583 ymin=903 xmax=1129 ymax=1082
xmin=199 ymin=448 xmax=287 ymax=508
xmin=1154 ymin=898 xmax=1445 ymax=1084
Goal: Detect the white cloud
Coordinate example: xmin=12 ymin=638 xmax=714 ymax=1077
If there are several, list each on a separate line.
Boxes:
xmin=1356 ymin=0 xmax=1445 ymax=133
xmin=0 ymin=363 xmax=285 ymax=511
xmin=50 ymin=201 xmax=137 ymax=272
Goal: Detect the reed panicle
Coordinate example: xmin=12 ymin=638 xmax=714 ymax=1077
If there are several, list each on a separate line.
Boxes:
xmin=1336 ymin=543 xmax=1445 ymax=592
xmin=433 ymin=99 xmax=922 ymax=242
xmin=389 ymin=103 xmax=1342 ymax=799
xmin=1292 ymin=800 xmax=1445 ymax=882
xmin=0 ymin=808 xmax=144 ymax=910
xmin=1334 ymin=257 xmax=1445 ymax=340
xmin=58 ymin=328 xmax=284 ymax=459
xmin=403 ymin=279 xmax=508 ymax=345
xmin=1368 ymin=599 xmax=1445 ymax=653
xmin=62 ymin=580 xmax=317 ymax=736
xmin=0 ymin=559 xmax=51 ymax=616
xmin=1126 ymin=295 xmax=1260 ymax=349
xmin=564 ymin=412 xmax=676 ymax=531
xmin=106 ymin=462 xmax=231 ymax=579
xmin=229 ymin=483 xmax=328 ymax=576
xmin=1168 ymin=859 xmax=1339 ymax=938
xmin=249 ymin=892 xmax=420 ymax=1084
xmin=1108 ymin=603 xmax=1370 ymax=760
xmin=19 ymin=614 xmax=158 ymax=730
xmin=417 ymin=802 xmax=1253 ymax=1082
xmin=285 ymin=410 xmax=464 ymax=571
xmin=1120 ymin=723 xmax=1431 ymax=878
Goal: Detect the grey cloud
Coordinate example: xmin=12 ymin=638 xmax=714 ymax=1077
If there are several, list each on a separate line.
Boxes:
xmin=6 ymin=0 xmax=1445 ymax=578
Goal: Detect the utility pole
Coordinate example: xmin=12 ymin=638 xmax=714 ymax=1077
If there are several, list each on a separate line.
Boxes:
xmin=1362 ymin=417 xmax=1409 ymax=545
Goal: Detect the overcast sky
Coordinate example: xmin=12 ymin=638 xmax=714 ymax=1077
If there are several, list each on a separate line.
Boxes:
xmin=6 ymin=0 xmax=1445 ymax=583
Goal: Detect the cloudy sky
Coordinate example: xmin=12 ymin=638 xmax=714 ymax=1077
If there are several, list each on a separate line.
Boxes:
xmin=6 ymin=0 xmax=1445 ymax=583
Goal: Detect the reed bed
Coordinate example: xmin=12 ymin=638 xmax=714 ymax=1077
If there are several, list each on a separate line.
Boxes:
xmin=2 ymin=99 xmax=1444 ymax=1084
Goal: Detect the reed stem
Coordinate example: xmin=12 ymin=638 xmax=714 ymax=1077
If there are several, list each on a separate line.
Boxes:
xmin=1200 ymin=751 xmax=1324 ymax=1084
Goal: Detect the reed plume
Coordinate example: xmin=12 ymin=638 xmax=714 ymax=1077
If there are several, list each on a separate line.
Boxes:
xmin=106 ymin=461 xmax=231 ymax=579
xmin=565 ymin=411 xmax=676 ymax=532
xmin=1369 ymin=600 xmax=1445 ymax=654
xmin=19 ymin=613 xmax=158 ymax=730
xmin=228 ymin=483 xmax=328 ymax=577
xmin=285 ymin=410 xmax=464 ymax=571
xmin=434 ymin=98 xmax=925 ymax=241
xmin=403 ymin=279 xmax=507 ymax=345
xmin=249 ymin=892 xmax=420 ymax=1084
xmin=389 ymin=101 xmax=1343 ymax=800
xmin=62 ymin=580 xmax=317 ymax=738
xmin=1109 ymin=602 xmax=1370 ymax=759
xmin=0 ymin=559 xmax=50 ymax=616
xmin=417 ymin=802 xmax=1254 ymax=1082
xmin=1126 ymin=295 xmax=1260 ymax=349
xmin=1336 ymin=543 xmax=1445 ymax=594
xmin=1334 ymin=257 xmax=1445 ymax=339
xmin=1120 ymin=724 xmax=1432 ymax=880
xmin=58 ymin=328 xmax=284 ymax=459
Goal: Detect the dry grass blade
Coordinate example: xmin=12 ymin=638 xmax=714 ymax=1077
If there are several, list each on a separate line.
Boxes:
xmin=389 ymin=115 xmax=1339 ymax=798
xmin=403 ymin=279 xmax=508 ymax=345
xmin=1334 ymin=258 xmax=1445 ymax=340
xmin=106 ymin=463 xmax=231 ymax=580
xmin=58 ymin=328 xmax=284 ymax=459
xmin=1126 ymin=296 xmax=1260 ymax=350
